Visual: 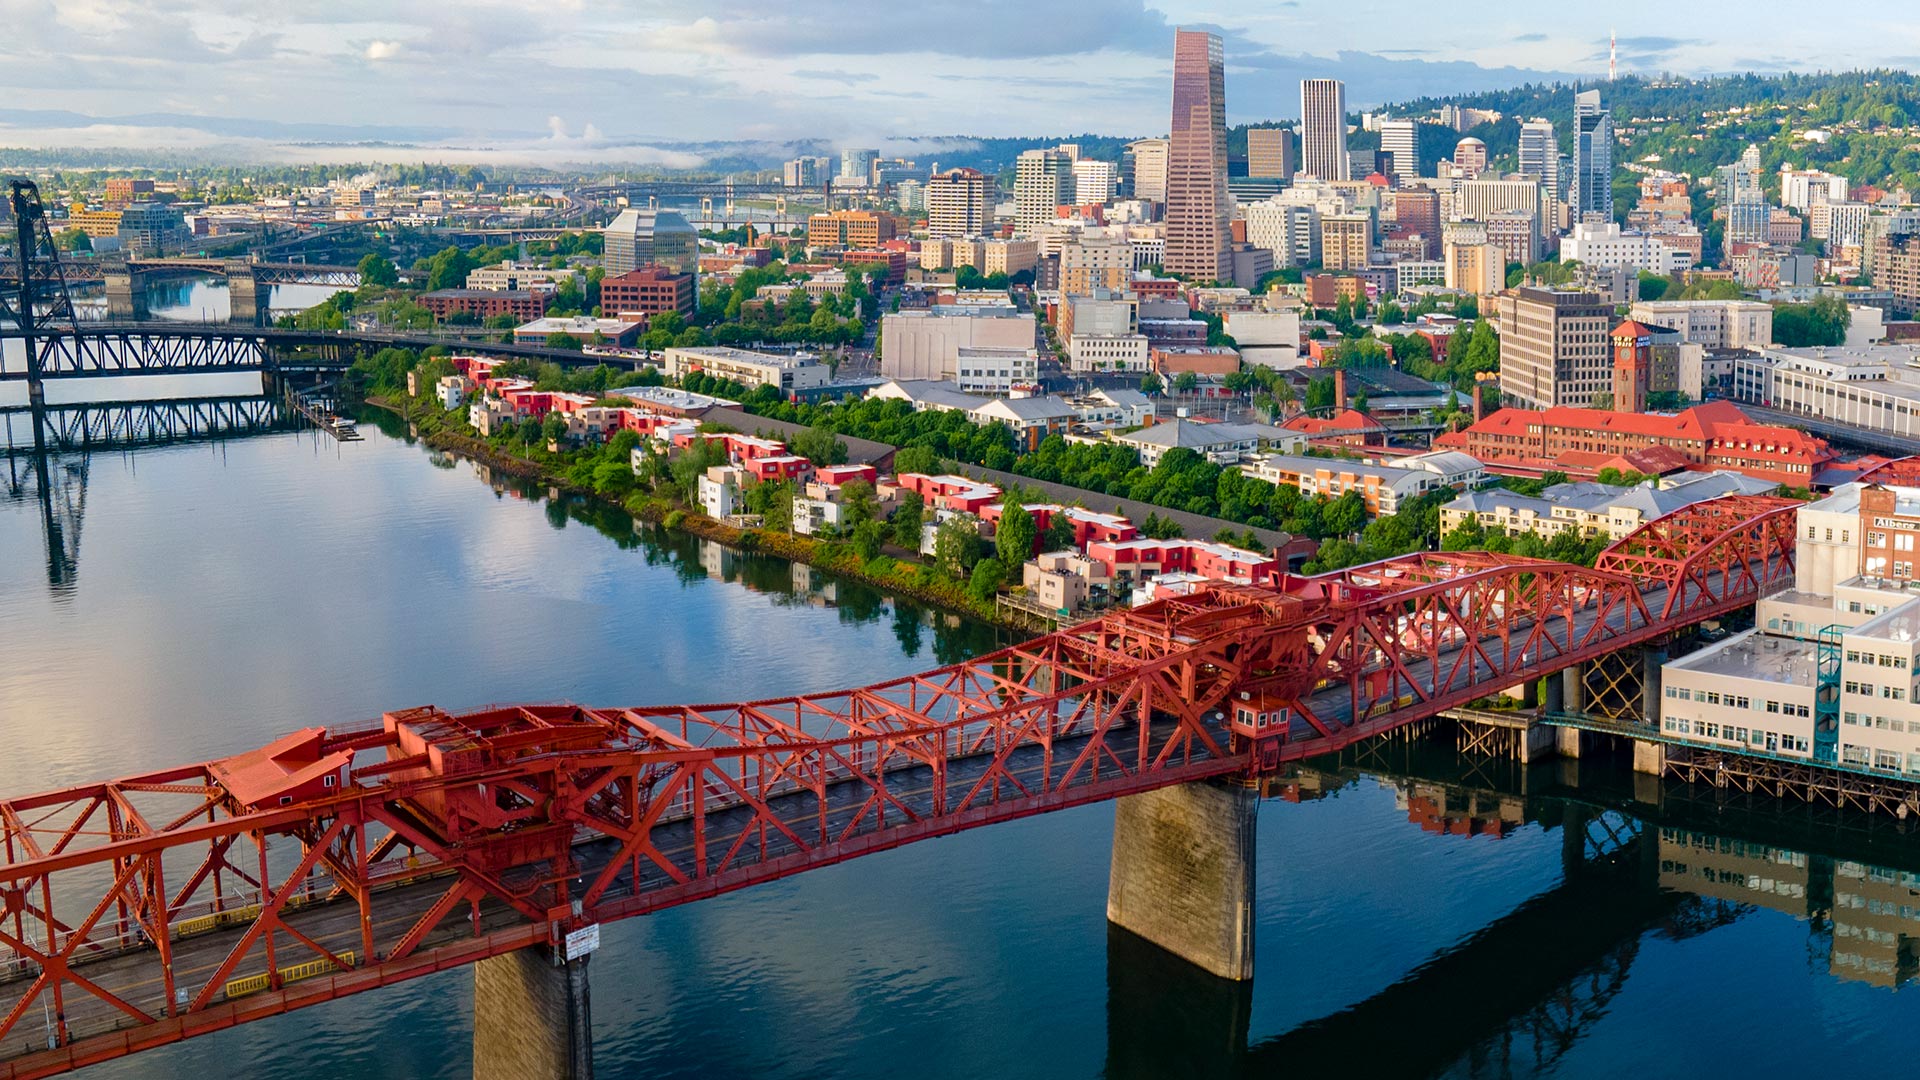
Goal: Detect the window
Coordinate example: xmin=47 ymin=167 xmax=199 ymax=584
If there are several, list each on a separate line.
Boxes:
xmin=1767 ymin=700 xmax=1782 ymax=714
xmin=1705 ymin=691 xmax=1722 ymax=705
xmin=1849 ymin=650 xmax=1862 ymax=663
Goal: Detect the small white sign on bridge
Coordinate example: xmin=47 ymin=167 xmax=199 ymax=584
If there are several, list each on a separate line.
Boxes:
xmin=564 ymin=923 xmax=601 ymax=961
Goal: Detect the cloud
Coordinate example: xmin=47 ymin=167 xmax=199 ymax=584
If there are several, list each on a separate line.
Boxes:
xmin=364 ymin=40 xmax=402 ymax=61
xmin=792 ymin=69 xmax=881 ymax=84
xmin=1513 ymin=33 xmax=1548 ymax=43
xmin=637 ymin=0 xmax=1173 ymax=60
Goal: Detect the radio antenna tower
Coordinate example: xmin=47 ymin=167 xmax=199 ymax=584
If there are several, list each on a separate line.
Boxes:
xmin=1609 ymin=29 xmax=1617 ymax=82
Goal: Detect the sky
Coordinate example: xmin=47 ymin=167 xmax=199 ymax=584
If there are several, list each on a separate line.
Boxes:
xmin=3 ymin=0 xmax=1920 ymax=165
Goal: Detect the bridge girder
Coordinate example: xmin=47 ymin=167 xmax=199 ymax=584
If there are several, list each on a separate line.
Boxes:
xmin=0 ymin=496 xmax=1799 ymax=1079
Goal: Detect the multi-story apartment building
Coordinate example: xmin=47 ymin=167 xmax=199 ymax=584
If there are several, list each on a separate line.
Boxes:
xmin=925 ymin=168 xmax=990 ymax=238
xmin=1165 ymin=29 xmax=1231 ymax=281
xmin=1495 ymin=287 xmax=1614 ymax=408
xmin=1445 ymin=241 xmax=1505 ymax=295
xmin=1780 ymin=168 xmax=1851 ymax=212
xmin=1059 ymin=235 xmax=1135 ymax=295
xmin=1299 ymin=78 xmax=1350 ymax=181
xmin=466 ymin=261 xmax=580 ymax=292
xmin=1392 ymin=189 xmax=1441 ymax=259
xmin=1869 ymin=231 xmax=1920 ymax=318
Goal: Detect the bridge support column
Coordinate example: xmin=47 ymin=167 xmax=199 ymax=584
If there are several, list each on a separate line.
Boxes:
xmin=472 ymin=946 xmax=593 ymax=1080
xmin=1632 ymin=739 xmax=1666 ymax=777
xmin=1554 ymin=726 xmax=1584 ymax=758
xmin=1107 ymin=780 xmax=1257 ymax=982
xmin=1519 ymin=719 xmax=1558 ymax=763
xmin=1563 ymin=663 xmax=1586 ymax=714
xmin=104 ymin=267 xmax=146 ymax=321
xmin=226 ymin=263 xmax=262 ymax=326
xmin=1640 ymin=648 xmax=1667 ymax=727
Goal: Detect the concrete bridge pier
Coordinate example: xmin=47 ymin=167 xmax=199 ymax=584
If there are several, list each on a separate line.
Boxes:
xmin=103 ymin=266 xmax=146 ymax=321
xmin=472 ymin=946 xmax=593 ymax=1080
xmin=226 ymin=263 xmax=262 ymax=326
xmin=1107 ymin=779 xmax=1257 ymax=982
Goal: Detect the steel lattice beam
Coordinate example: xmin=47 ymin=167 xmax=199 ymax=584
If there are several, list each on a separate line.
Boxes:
xmin=0 ymin=494 xmax=1799 ymax=1079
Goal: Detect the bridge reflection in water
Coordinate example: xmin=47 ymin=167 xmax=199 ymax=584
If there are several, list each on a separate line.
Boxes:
xmin=1103 ymin=739 xmax=1920 ymax=1079
xmin=1 ymin=391 xmax=323 ymax=592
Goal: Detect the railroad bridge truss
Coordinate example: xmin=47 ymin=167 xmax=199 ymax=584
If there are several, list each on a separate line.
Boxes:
xmin=0 ymin=493 xmax=1801 ymax=1078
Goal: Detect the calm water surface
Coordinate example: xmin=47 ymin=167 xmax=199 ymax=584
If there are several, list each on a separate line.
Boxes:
xmin=4 ymin=414 xmax=1920 ymax=1078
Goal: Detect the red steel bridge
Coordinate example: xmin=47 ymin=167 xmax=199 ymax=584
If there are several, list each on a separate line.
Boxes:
xmin=0 ymin=494 xmax=1798 ymax=1078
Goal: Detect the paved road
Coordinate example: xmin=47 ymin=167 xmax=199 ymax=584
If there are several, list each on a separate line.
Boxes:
xmin=0 ymin=558 xmax=1774 ymax=1070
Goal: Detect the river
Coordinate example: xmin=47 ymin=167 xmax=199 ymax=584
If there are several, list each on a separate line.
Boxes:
xmin=4 ymin=413 xmax=1920 ymax=1078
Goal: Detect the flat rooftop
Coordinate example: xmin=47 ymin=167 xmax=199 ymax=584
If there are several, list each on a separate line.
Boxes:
xmin=1847 ymin=595 xmax=1920 ymax=644
xmin=1668 ymin=628 xmax=1817 ymax=688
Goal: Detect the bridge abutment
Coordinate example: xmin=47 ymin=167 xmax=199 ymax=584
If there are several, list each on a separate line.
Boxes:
xmin=1107 ymin=779 xmax=1257 ymax=981
xmin=472 ymin=946 xmax=593 ymax=1080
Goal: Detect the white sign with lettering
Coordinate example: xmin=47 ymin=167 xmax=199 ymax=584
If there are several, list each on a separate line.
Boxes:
xmin=564 ymin=923 xmax=600 ymax=961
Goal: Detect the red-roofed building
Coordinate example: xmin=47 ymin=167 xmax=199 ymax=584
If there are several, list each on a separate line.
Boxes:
xmin=1282 ymin=408 xmax=1388 ymax=448
xmin=1436 ymin=401 xmax=1835 ymax=486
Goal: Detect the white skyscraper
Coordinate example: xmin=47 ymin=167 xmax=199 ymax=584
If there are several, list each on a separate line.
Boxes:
xmin=1014 ymin=148 xmax=1074 ymax=234
xmin=1517 ymin=119 xmax=1560 ymax=195
xmin=1300 ymin=78 xmax=1350 ymax=182
xmin=1125 ymin=139 xmax=1170 ymax=202
xmin=1378 ymin=119 xmax=1419 ymax=181
xmin=1071 ymin=160 xmax=1119 ymax=205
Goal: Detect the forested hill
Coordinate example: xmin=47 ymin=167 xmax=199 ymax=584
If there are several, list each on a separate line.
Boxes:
xmin=1391 ymin=70 xmax=1920 ymax=191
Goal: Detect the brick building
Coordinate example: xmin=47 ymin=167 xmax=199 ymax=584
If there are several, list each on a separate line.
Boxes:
xmin=599 ymin=267 xmax=695 ymax=320
xmin=421 ymin=289 xmax=549 ymax=323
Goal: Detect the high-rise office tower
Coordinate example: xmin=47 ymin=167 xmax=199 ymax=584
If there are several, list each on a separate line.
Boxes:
xmin=1166 ymin=28 xmax=1231 ymax=280
xmin=1300 ymin=78 xmax=1350 ymax=181
xmin=1571 ymin=90 xmax=1613 ymax=223
xmin=1378 ymin=119 xmax=1419 ymax=181
xmin=1125 ymin=138 xmax=1170 ymax=202
xmin=925 ymin=167 xmax=990 ymax=237
xmin=840 ymin=148 xmax=879 ymax=183
xmin=1014 ymin=148 xmax=1074 ymax=234
xmin=1517 ymin=119 xmax=1560 ymax=195
xmin=1246 ymin=128 xmax=1295 ymax=179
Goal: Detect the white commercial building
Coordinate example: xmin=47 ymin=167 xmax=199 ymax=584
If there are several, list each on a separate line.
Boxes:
xmin=1734 ymin=344 xmax=1920 ymax=440
xmin=953 ymin=346 xmax=1039 ymax=394
xmin=1560 ymin=221 xmax=1695 ymax=275
xmin=880 ymin=309 xmax=1037 ymax=382
xmin=1067 ymin=334 xmax=1151 ymax=373
xmin=1015 ymin=148 xmax=1074 ymax=235
xmin=1071 ymin=160 xmax=1118 ymax=205
xmin=1628 ymin=300 xmax=1774 ymax=349
xmin=662 ymin=346 xmax=830 ymax=392
xmin=1780 ymin=168 xmax=1851 ymax=213
xmin=1222 ymin=310 xmax=1301 ymax=368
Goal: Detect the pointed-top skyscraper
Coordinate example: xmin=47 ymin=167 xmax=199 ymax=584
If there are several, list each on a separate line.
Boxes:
xmin=1165 ymin=28 xmax=1230 ymax=282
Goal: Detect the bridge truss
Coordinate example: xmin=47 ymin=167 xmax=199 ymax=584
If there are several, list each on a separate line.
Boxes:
xmin=0 ymin=495 xmax=1799 ymax=1078
xmin=0 ymin=397 xmax=292 ymax=453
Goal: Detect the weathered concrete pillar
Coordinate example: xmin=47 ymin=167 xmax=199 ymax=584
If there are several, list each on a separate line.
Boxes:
xmin=226 ymin=263 xmax=262 ymax=326
xmin=1563 ymin=663 xmax=1586 ymax=714
xmin=1108 ymin=780 xmax=1257 ymax=982
xmin=1632 ymin=739 xmax=1666 ymax=776
xmin=104 ymin=267 xmax=145 ymax=321
xmin=1554 ymin=726 xmax=1583 ymax=758
xmin=1640 ymin=648 xmax=1667 ymax=727
xmin=1545 ymin=673 xmax=1565 ymax=713
xmin=1519 ymin=719 xmax=1558 ymax=763
xmin=473 ymin=946 xmax=593 ymax=1080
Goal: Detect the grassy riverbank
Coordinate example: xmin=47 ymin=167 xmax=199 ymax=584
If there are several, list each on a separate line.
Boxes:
xmin=364 ymin=395 xmax=1043 ymax=632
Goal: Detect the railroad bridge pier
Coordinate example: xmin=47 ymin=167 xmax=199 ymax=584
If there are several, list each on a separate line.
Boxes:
xmin=472 ymin=946 xmax=594 ymax=1080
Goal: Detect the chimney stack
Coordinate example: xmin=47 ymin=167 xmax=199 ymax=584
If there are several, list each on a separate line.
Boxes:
xmin=1334 ymin=368 xmax=1348 ymax=411
xmin=1471 ymin=382 xmax=1485 ymax=422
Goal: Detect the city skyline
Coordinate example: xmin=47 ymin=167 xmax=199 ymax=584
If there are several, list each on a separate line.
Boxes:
xmin=6 ymin=1 xmax=1920 ymax=162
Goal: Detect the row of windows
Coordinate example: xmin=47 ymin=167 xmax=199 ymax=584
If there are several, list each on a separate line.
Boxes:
xmin=1663 ymin=717 xmax=1810 ymax=753
xmin=1667 ymin=687 xmax=1808 ymax=716
xmin=1842 ymin=681 xmax=1907 ymax=701
xmin=1842 ymin=712 xmax=1920 ymax=732
xmin=1846 ymin=650 xmax=1910 ymax=669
